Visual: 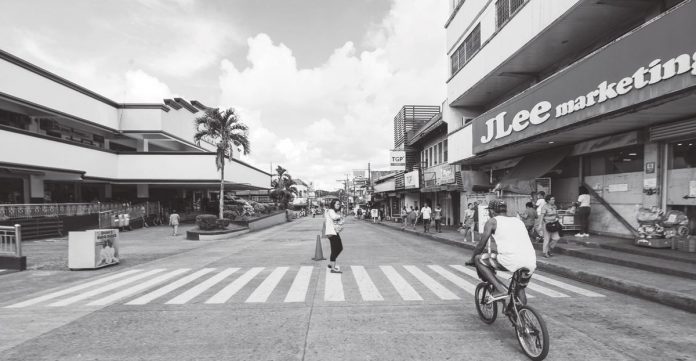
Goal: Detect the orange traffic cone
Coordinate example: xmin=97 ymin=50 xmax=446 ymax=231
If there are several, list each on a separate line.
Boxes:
xmin=312 ymin=235 xmax=326 ymax=261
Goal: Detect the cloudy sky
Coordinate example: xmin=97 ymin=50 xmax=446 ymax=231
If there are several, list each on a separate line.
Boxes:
xmin=0 ymin=0 xmax=447 ymax=190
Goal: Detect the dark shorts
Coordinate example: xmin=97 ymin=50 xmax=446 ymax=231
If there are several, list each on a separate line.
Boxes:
xmin=479 ymin=253 xmax=509 ymax=272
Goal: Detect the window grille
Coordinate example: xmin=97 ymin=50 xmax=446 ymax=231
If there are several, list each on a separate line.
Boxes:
xmin=496 ymin=0 xmax=526 ymax=29
xmin=451 ymin=24 xmax=480 ymax=75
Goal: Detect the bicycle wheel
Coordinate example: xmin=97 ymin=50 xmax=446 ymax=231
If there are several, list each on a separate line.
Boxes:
xmin=515 ymin=305 xmax=549 ymax=361
xmin=474 ymin=282 xmax=497 ymax=324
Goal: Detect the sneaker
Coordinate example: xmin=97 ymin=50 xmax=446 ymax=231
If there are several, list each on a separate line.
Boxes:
xmin=583 ymin=233 xmax=590 ymax=237
xmin=330 ymin=266 xmax=342 ymax=274
xmin=327 ymin=264 xmax=332 ymax=269
xmin=575 ymin=233 xmax=584 ymax=237
xmin=543 ymin=253 xmax=550 ymax=258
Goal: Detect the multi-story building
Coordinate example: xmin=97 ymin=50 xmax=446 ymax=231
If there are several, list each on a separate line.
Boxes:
xmin=444 ymin=0 xmax=695 ymax=237
xmin=0 ymin=50 xmax=270 ymax=212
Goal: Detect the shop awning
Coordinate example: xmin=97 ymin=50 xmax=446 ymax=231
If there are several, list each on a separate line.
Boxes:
xmin=497 ymin=147 xmax=571 ymax=194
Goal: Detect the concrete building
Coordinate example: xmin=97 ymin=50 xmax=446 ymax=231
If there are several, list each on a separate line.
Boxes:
xmin=444 ymin=0 xmax=696 ymax=237
xmin=0 ymin=49 xmax=270 ymax=212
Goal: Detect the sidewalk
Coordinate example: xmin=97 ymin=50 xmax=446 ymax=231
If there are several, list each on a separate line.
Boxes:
xmin=366 ymin=217 xmax=696 ymax=313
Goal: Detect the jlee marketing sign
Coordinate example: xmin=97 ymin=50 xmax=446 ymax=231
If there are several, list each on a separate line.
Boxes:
xmin=390 ymin=150 xmax=406 ymax=171
xmin=405 ymin=169 xmax=419 ymax=189
xmin=472 ymin=2 xmax=696 ymax=153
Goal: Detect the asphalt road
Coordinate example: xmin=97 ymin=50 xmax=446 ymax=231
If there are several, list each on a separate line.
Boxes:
xmin=0 ymin=217 xmax=694 ymax=361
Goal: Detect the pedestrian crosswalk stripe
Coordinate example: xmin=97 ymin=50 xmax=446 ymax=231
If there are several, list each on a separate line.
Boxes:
xmin=351 ymin=266 xmax=383 ymax=301
xmin=530 ymin=273 xmax=605 ymax=297
xmin=284 ymin=266 xmax=313 ymax=303
xmin=427 ymin=265 xmax=475 ymax=295
xmin=127 ymin=268 xmax=216 ymax=305
xmin=50 ymin=269 xmax=166 ymax=307
xmin=167 ymin=268 xmax=239 ymax=305
xmin=380 ymin=265 xmax=422 ymax=301
xmin=6 ymin=269 xmax=143 ymax=308
xmin=324 ymin=269 xmax=344 ymax=302
xmin=403 ymin=265 xmax=459 ymax=300
xmin=498 ymin=271 xmax=570 ymax=298
xmin=205 ymin=267 xmax=263 ymax=304
xmin=88 ymin=269 xmax=190 ymax=306
xmin=246 ymin=267 xmax=289 ymax=303
xmin=450 ymin=265 xmax=537 ymax=298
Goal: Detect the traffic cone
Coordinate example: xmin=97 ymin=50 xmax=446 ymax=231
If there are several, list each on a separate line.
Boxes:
xmin=312 ymin=235 xmax=326 ymax=261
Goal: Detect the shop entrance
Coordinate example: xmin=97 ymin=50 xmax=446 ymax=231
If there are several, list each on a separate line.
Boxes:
xmin=0 ymin=176 xmax=24 ymax=203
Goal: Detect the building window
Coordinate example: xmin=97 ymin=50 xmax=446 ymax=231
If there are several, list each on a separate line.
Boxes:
xmin=496 ymin=0 xmax=526 ymax=29
xmin=669 ymin=138 xmax=696 ymax=169
xmin=583 ymin=145 xmax=644 ymax=176
xmin=444 ymin=140 xmax=448 ymax=163
xmin=429 ymin=147 xmax=433 ymax=167
xmin=438 ymin=142 xmax=443 ymax=165
xmin=451 ymin=23 xmax=481 ymax=75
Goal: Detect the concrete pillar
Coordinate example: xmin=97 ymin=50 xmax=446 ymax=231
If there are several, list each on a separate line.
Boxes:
xmin=136 ymin=139 xmax=149 ymax=152
xmin=105 ymin=184 xmax=112 ymax=200
xmin=22 ymin=177 xmax=30 ymax=203
xmin=29 ymin=175 xmax=45 ymax=203
xmin=643 ymin=143 xmax=660 ymax=208
xmin=74 ymin=183 xmax=82 ymax=202
xmin=137 ymin=184 xmax=149 ymax=199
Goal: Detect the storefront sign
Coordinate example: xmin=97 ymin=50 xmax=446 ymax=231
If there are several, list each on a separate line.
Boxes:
xmin=645 ymin=162 xmax=656 ymax=174
xmin=390 ymin=150 xmax=406 ymax=171
xmin=405 ymin=170 xmax=419 ymax=189
xmin=690 ymin=180 xmax=696 ymax=198
xmin=439 ymin=165 xmax=455 ymax=185
xmin=644 ymin=178 xmax=657 ymax=189
xmin=472 ymin=2 xmax=696 ymax=153
xmin=608 ymin=184 xmax=629 ymax=192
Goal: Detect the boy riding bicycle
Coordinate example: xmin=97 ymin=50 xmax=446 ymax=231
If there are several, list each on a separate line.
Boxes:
xmin=466 ymin=199 xmax=537 ymax=302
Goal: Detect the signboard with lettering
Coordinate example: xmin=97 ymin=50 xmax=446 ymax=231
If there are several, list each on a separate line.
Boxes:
xmin=390 ymin=150 xmax=406 ymax=171
xmin=69 ymin=229 xmax=120 ymax=270
xmin=405 ymin=170 xmax=419 ymax=189
xmin=471 ymin=2 xmax=696 ymax=153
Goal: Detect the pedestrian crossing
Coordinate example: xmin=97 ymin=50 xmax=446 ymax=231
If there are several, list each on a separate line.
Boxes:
xmin=5 ymin=264 xmax=605 ymax=308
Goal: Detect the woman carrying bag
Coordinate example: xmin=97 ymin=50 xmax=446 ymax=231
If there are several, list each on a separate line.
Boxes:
xmin=322 ymin=199 xmax=345 ymax=273
xmin=540 ymin=194 xmax=562 ymax=258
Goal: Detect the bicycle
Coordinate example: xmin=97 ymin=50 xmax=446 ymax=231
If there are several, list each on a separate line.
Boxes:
xmin=465 ymin=262 xmax=550 ymax=360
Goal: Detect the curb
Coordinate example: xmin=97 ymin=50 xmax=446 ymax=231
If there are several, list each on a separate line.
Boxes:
xmin=369 ymin=220 xmax=696 ymax=314
xmin=564 ymin=238 xmax=696 ymax=263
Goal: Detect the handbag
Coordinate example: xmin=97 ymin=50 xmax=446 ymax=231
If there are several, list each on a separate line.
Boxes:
xmin=545 ymin=220 xmax=562 ymax=233
xmin=334 ymin=223 xmax=344 ymax=233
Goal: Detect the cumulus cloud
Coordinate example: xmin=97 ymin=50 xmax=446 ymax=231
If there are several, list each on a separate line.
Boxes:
xmin=219 ymin=0 xmax=447 ymax=190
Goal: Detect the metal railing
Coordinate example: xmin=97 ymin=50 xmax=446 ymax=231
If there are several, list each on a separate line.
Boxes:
xmin=0 ymin=224 xmax=22 ymax=257
xmin=0 ymin=201 xmax=160 ymax=221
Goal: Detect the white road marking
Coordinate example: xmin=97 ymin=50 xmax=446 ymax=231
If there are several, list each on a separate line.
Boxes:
xmin=379 ymin=265 xmax=422 ymax=301
xmin=351 ymin=266 xmax=384 ymax=301
xmin=403 ymin=265 xmax=459 ymax=300
xmin=450 ymin=265 xmax=534 ymax=298
xmin=6 ymin=269 xmax=142 ymax=308
xmin=166 ymin=268 xmax=239 ymax=304
xmin=127 ymin=268 xmax=216 ymax=305
xmin=284 ymin=266 xmax=314 ymax=303
xmin=49 ymin=269 xmax=166 ymax=307
xmin=427 ymin=265 xmax=476 ymax=295
xmin=87 ymin=269 xmax=190 ymax=306
xmin=531 ymin=273 xmax=605 ymax=297
xmin=498 ymin=271 xmax=570 ymax=298
xmin=324 ymin=269 xmax=344 ymax=301
xmin=205 ymin=267 xmax=264 ymax=304
xmin=246 ymin=267 xmax=289 ymax=303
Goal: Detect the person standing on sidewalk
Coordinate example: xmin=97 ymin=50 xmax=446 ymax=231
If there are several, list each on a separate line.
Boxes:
xmin=433 ymin=204 xmax=443 ymax=233
xmin=420 ymin=202 xmax=432 ymax=233
xmin=540 ymin=195 xmax=561 ymax=258
xmin=323 ymin=199 xmax=344 ymax=273
xmin=576 ymin=186 xmax=591 ymax=237
xmin=535 ymin=191 xmax=547 ymax=236
xmin=400 ymin=206 xmax=409 ymax=230
xmin=169 ymin=210 xmax=180 ymax=236
xmin=462 ymin=203 xmax=476 ymax=242
xmin=518 ymin=202 xmax=537 ymax=239
xmin=408 ymin=206 xmax=418 ymax=230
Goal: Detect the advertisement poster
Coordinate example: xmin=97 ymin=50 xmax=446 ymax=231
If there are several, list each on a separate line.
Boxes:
xmin=439 ymin=165 xmax=455 ymax=185
xmin=405 ymin=170 xmax=419 ymax=189
xmin=95 ymin=229 xmax=119 ymax=267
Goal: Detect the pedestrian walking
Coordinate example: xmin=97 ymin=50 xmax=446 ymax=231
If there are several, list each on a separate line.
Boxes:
xmin=400 ymin=206 xmax=408 ymax=230
xmin=540 ymin=195 xmax=561 ymax=258
xmin=433 ymin=204 xmax=443 ymax=232
xmin=576 ymin=186 xmax=591 ymax=237
xmin=407 ymin=206 xmax=418 ymax=230
xmin=322 ymin=199 xmax=344 ymax=273
xmin=169 ymin=210 xmax=180 ymax=236
xmin=371 ymin=207 xmax=378 ymax=223
xmin=535 ymin=191 xmax=547 ymax=236
xmin=463 ymin=203 xmax=476 ymax=242
xmin=420 ymin=202 xmax=432 ymax=233
xmin=518 ymin=202 xmax=537 ymax=239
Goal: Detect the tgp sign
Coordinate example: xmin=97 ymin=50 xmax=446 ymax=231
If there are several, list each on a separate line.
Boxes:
xmin=390 ymin=150 xmax=406 ymax=171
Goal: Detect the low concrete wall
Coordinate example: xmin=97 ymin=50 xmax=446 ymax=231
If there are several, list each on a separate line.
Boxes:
xmin=247 ymin=211 xmax=288 ymax=232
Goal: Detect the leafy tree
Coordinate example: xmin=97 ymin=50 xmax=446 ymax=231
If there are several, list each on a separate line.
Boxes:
xmin=193 ymin=108 xmax=250 ymax=219
xmin=270 ymin=165 xmax=297 ymax=209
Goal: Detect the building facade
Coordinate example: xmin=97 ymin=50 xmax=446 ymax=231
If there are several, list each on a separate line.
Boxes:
xmin=0 ymin=50 xmax=270 ymax=212
xmin=444 ymin=0 xmax=696 ymax=237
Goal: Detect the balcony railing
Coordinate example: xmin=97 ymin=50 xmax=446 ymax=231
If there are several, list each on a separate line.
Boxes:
xmin=0 ymin=201 xmax=160 ymax=220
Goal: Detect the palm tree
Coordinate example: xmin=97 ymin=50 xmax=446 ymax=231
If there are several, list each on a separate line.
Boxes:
xmin=193 ymin=108 xmax=250 ymax=219
xmin=270 ymin=165 xmax=297 ymax=209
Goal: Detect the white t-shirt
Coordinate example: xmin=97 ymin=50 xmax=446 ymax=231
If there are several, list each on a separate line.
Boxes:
xmin=535 ymin=199 xmax=546 ymax=215
xmin=420 ymin=207 xmax=432 ymax=219
xmin=492 ymin=216 xmax=537 ymax=273
xmin=578 ymin=194 xmax=591 ymax=207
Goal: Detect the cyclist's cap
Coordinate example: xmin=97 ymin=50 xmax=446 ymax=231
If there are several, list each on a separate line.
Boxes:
xmin=486 ymin=199 xmax=507 ymax=213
